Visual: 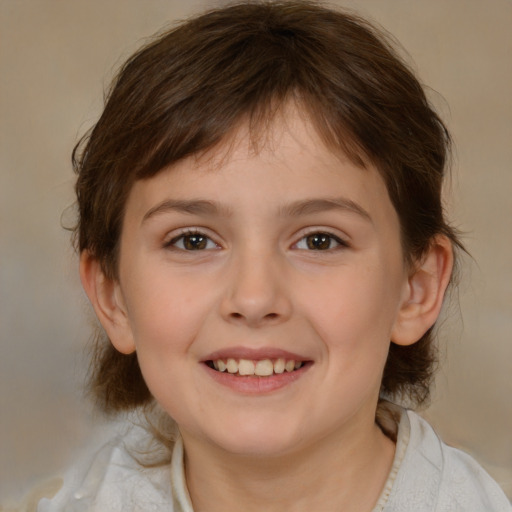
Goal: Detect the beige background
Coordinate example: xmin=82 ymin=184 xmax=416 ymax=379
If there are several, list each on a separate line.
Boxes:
xmin=1 ymin=0 xmax=511 ymax=506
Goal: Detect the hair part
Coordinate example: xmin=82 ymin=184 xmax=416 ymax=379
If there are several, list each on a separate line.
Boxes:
xmin=74 ymin=0 xmax=463 ymax=414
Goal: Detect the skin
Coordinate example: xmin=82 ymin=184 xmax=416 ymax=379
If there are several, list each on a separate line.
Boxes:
xmin=81 ymin=106 xmax=453 ymax=511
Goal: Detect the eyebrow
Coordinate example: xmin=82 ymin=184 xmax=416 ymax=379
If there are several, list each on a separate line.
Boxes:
xmin=142 ymin=197 xmax=372 ymax=223
xmin=280 ymin=198 xmax=373 ymax=223
xmin=142 ymin=199 xmax=231 ymax=223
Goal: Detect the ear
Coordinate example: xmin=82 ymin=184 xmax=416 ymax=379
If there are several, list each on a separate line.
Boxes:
xmin=391 ymin=235 xmax=454 ymax=346
xmin=79 ymin=252 xmax=136 ymax=354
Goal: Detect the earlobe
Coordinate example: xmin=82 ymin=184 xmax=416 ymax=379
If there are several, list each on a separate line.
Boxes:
xmin=79 ymin=252 xmax=136 ymax=354
xmin=391 ymin=236 xmax=454 ymax=346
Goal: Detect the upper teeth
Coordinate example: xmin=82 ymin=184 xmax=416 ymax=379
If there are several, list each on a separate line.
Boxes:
xmin=212 ymin=358 xmax=303 ymax=376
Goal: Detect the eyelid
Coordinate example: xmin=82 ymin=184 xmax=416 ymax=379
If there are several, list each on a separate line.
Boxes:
xmin=291 ymin=228 xmax=350 ymax=250
xmin=163 ymin=227 xmax=222 ymax=250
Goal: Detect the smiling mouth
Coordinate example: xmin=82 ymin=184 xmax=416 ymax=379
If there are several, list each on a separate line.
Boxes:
xmin=205 ymin=358 xmax=306 ymax=377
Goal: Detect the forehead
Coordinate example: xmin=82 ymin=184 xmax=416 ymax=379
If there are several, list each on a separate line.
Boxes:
xmin=123 ymin=106 xmax=400 ymax=240
xmin=189 ymin=100 xmax=369 ymax=173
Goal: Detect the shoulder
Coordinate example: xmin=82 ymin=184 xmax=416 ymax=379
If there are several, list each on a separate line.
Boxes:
xmin=385 ymin=409 xmax=511 ymax=512
xmin=36 ymin=422 xmax=174 ymax=512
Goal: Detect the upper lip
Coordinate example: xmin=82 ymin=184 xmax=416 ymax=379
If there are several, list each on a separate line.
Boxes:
xmin=203 ymin=346 xmax=310 ymax=362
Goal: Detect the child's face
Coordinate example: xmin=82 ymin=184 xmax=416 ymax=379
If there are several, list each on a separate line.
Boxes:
xmin=112 ymin=108 xmax=412 ymax=457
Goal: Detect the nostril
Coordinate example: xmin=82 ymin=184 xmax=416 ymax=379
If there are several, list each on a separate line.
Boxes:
xmin=228 ymin=312 xmax=279 ymax=321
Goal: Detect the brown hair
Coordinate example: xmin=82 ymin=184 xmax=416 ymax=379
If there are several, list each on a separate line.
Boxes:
xmin=74 ymin=1 xmax=462 ymax=413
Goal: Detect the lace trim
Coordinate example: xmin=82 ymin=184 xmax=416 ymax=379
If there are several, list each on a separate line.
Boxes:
xmin=372 ymin=404 xmax=410 ymax=512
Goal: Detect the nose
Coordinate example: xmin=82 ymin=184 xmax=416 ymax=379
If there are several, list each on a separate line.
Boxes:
xmin=220 ymin=247 xmax=292 ymax=328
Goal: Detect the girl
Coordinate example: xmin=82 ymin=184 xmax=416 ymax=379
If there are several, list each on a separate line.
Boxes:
xmin=38 ymin=2 xmax=510 ymax=510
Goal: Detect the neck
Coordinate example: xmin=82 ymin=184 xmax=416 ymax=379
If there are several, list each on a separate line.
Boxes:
xmin=182 ymin=420 xmax=395 ymax=512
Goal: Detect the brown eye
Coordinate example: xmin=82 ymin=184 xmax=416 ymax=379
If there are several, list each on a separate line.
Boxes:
xmin=183 ymin=234 xmax=208 ymax=250
xmin=169 ymin=232 xmax=218 ymax=251
xmin=306 ymin=233 xmax=332 ymax=250
xmin=295 ymin=232 xmax=346 ymax=251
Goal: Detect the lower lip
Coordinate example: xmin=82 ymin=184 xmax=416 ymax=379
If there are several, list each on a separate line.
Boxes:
xmin=203 ymin=362 xmax=312 ymax=394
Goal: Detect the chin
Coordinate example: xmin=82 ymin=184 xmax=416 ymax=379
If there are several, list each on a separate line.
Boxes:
xmin=219 ymin=435 xmax=297 ymax=458
xmin=206 ymin=417 xmax=305 ymax=458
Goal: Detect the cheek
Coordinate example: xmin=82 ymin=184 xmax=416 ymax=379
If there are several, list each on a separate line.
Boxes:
xmin=125 ymin=276 xmax=212 ymax=414
xmin=124 ymin=266 xmax=216 ymax=344
xmin=121 ymin=270 xmax=223 ymax=411
xmin=306 ymin=265 xmax=402 ymax=343
xmin=302 ymin=262 xmax=403 ymax=396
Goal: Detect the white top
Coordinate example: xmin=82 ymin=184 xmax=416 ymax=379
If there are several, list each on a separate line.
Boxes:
xmin=37 ymin=409 xmax=511 ymax=512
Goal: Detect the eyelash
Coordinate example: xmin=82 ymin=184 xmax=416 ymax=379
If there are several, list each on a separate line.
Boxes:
xmin=293 ymin=231 xmax=349 ymax=251
xmin=164 ymin=229 xmax=349 ymax=252
xmin=165 ymin=229 xmax=220 ymax=251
